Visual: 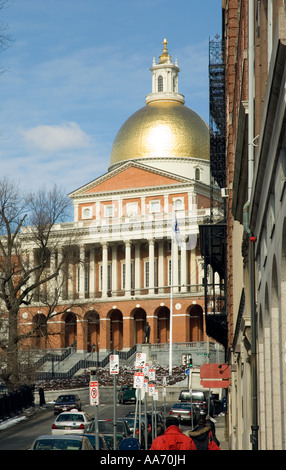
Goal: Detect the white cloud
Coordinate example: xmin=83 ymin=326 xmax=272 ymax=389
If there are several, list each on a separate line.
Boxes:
xmin=19 ymin=122 xmax=92 ymax=152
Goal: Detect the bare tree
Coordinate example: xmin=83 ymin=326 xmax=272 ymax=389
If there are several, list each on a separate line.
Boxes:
xmin=0 ymin=178 xmax=80 ymax=390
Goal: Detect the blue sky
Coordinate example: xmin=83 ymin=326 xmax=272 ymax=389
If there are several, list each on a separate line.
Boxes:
xmin=0 ymin=0 xmax=222 ymax=194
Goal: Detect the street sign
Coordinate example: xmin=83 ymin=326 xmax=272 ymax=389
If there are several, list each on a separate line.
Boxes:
xmin=148 ymin=383 xmax=156 ymax=396
xmin=149 ymin=368 xmax=155 ymax=381
xmin=200 ymin=363 xmax=230 ymax=388
xmin=90 ymin=381 xmax=99 ymax=406
xmin=133 ymin=372 xmax=144 ymax=388
xmin=110 ymin=354 xmax=119 ymax=374
xmin=135 ymin=352 xmax=146 ymax=369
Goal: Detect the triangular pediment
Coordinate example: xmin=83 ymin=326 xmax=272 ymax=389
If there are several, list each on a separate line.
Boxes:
xmin=69 ymin=161 xmax=193 ymax=198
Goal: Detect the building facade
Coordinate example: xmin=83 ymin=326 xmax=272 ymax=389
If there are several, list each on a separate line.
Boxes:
xmin=224 ymin=0 xmax=286 ymax=450
xmin=18 ymin=41 xmax=223 ymax=365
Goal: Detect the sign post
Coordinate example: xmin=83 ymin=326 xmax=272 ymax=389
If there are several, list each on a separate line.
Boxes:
xmin=89 ymin=379 xmax=99 ymax=450
xmin=110 ymin=354 xmax=119 ymax=449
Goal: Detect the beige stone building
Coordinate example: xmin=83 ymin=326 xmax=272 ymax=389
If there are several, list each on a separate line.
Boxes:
xmin=224 ymin=0 xmax=286 ymax=450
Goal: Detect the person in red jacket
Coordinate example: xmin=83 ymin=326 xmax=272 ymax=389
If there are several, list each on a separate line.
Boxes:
xmin=151 ymin=417 xmax=197 ymax=450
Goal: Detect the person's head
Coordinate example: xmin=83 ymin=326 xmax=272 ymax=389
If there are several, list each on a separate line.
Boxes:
xmin=197 ymin=416 xmax=207 ymax=426
xmin=166 ymin=417 xmax=180 ymax=428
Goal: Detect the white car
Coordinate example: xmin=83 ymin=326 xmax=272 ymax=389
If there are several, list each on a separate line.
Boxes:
xmin=51 ymin=410 xmax=93 ymax=435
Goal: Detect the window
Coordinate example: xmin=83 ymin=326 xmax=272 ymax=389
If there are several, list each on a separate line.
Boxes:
xmin=82 ymin=207 xmax=92 ymax=219
xmin=104 ymin=205 xmax=114 ymax=218
xmin=150 ymin=200 xmax=160 ymax=213
xmin=121 ymin=262 xmax=134 ymax=289
xmin=144 ymin=260 xmax=157 ymax=287
xmin=195 ymin=168 xmax=200 ymax=180
xmin=99 ymin=263 xmax=111 ymax=291
xmin=158 ymin=75 xmax=163 ymax=92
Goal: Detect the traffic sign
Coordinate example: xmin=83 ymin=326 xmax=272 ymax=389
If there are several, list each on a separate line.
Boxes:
xmin=133 ymin=372 xmax=144 ymax=388
xmin=148 ymin=383 xmax=156 ymax=396
xmin=149 ymin=368 xmax=155 ymax=381
xmin=110 ymin=354 xmax=119 ymax=374
xmin=135 ymin=353 xmax=146 ymax=369
xmin=90 ymin=381 xmax=99 ymax=406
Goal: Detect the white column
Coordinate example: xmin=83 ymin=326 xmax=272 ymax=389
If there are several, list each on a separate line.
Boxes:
xmin=158 ymin=240 xmax=165 ymax=293
xmin=49 ymin=251 xmax=57 ymax=299
xmin=134 ymin=242 xmax=141 ymax=295
xmin=102 ymin=242 xmax=108 ymax=298
xmin=173 ymin=242 xmax=179 ymax=293
xmin=125 ymin=241 xmax=131 ymax=295
xmin=89 ymin=247 xmax=95 ymax=298
xmin=181 ymin=237 xmax=188 ymax=292
xmin=112 ymin=244 xmax=118 ymax=296
xmin=79 ymin=245 xmax=85 ymax=299
xmin=148 ymin=239 xmax=155 ymax=294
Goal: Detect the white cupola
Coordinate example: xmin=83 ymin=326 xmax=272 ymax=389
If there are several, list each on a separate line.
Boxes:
xmin=146 ymin=38 xmax=185 ymax=105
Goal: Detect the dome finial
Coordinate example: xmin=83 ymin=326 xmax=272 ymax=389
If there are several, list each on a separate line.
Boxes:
xmin=159 ymin=38 xmax=171 ymax=64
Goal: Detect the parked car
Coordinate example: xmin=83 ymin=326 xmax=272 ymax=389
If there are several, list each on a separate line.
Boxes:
xmin=29 ymin=435 xmax=94 ymax=450
xmin=53 ymin=394 xmax=82 ymax=415
xmin=51 ymin=410 xmax=93 ymax=435
xmin=126 ymin=411 xmax=164 ymax=445
xmin=79 ymin=433 xmax=110 ymax=450
xmin=118 ymin=385 xmax=136 ymax=404
xmin=178 ymin=389 xmax=213 ymax=415
xmin=118 ymin=417 xmax=145 ymax=448
xmin=169 ymin=402 xmax=200 ymax=424
xmin=87 ymin=419 xmax=132 ymax=449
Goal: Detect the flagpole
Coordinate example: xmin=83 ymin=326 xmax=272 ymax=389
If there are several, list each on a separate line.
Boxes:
xmin=169 ymin=231 xmax=173 ymax=376
xmin=170 ymin=208 xmax=183 ymax=376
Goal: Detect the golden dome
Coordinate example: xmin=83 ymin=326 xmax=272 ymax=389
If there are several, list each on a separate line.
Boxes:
xmin=110 ymin=100 xmax=210 ymax=167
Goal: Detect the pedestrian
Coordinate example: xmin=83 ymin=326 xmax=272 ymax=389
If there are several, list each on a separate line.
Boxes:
xmin=151 ymin=417 xmax=197 ymax=450
xmin=38 ymin=386 xmax=46 ymax=406
xmin=188 ymin=415 xmax=220 ymax=450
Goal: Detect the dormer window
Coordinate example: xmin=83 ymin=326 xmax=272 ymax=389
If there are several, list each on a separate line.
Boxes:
xmin=158 ymin=75 xmax=163 ymax=92
xmin=195 ymin=168 xmax=201 ymax=181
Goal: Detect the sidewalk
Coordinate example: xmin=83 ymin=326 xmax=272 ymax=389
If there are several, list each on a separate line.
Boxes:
xmin=214 ymin=413 xmax=229 ymax=450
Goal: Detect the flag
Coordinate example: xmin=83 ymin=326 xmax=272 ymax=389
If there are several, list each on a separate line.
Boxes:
xmin=172 ymin=210 xmax=183 ymax=247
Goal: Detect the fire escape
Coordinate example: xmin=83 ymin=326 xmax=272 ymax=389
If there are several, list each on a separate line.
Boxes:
xmin=199 ymin=36 xmax=227 ymax=351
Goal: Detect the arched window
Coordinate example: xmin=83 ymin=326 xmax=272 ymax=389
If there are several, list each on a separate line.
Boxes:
xmin=158 ymin=75 xmax=163 ymax=92
xmin=195 ymin=168 xmax=200 ymax=180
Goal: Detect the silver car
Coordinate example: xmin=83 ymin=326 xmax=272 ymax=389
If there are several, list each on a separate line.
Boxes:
xmin=51 ymin=410 xmax=93 ymax=435
xmin=169 ymin=402 xmax=200 ymax=424
xmin=30 ymin=434 xmax=94 ymax=450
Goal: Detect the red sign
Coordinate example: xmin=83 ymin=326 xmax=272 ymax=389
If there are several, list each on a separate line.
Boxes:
xmin=200 ymin=364 xmax=230 ymax=388
xmin=90 ymin=381 xmax=99 ymax=405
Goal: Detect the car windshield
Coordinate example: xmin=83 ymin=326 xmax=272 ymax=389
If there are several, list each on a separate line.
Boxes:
xmin=34 ymin=438 xmax=82 ymax=450
xmin=56 ymin=395 xmax=75 ymax=403
xmin=56 ymin=414 xmax=84 ymax=422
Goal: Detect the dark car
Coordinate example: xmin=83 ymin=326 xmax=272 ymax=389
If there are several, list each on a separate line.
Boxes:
xmin=87 ymin=419 xmax=131 ymax=449
xmin=30 ymin=435 xmax=94 ymax=450
xmin=53 ymin=394 xmax=82 ymax=415
xmin=178 ymin=389 xmax=212 ymax=415
xmin=118 ymin=416 xmax=145 ymax=448
xmin=179 ymin=390 xmax=215 ymax=416
xmin=126 ymin=411 xmax=164 ymax=445
xmin=169 ymin=402 xmax=200 ymax=424
xmin=118 ymin=385 xmax=136 ymax=404
xmin=80 ymin=433 xmax=110 ymax=450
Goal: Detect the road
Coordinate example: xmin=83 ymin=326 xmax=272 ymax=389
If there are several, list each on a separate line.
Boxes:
xmin=0 ymin=400 xmax=173 ymax=450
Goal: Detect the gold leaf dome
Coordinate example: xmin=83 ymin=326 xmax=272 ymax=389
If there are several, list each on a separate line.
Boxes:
xmin=110 ymin=100 xmax=210 ymax=167
xmin=110 ymin=40 xmax=210 ymax=168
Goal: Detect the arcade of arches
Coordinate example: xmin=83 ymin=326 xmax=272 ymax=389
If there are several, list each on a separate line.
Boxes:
xmin=29 ymin=302 xmax=205 ymax=353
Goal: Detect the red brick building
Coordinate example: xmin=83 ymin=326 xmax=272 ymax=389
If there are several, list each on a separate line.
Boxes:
xmin=19 ymin=40 xmax=222 ymax=365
